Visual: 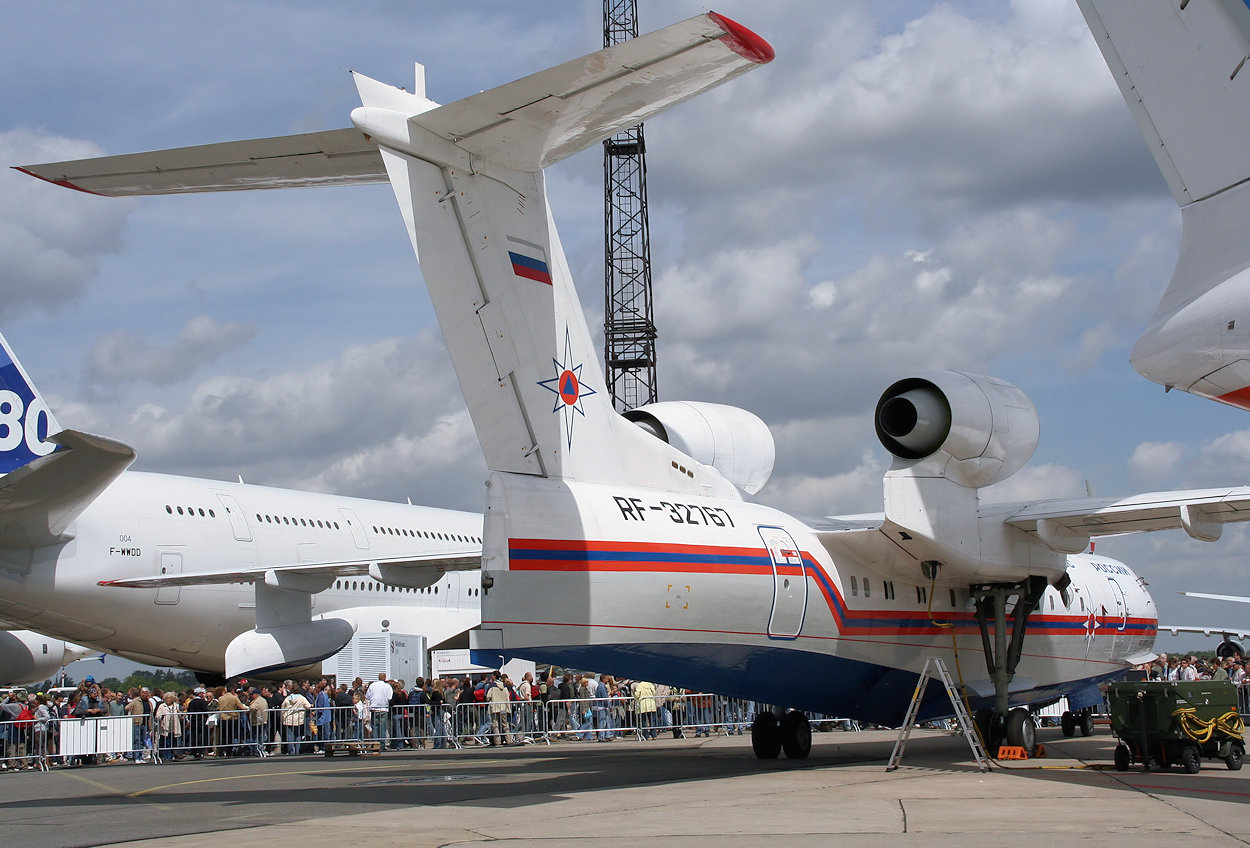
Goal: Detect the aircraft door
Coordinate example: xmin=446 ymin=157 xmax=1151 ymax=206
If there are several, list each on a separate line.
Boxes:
xmin=1107 ymin=577 xmax=1128 ymax=632
xmin=339 ymin=508 xmax=369 ymax=549
xmin=155 ymin=551 xmax=182 ymax=605
xmin=758 ymin=526 xmax=807 ymax=639
xmin=216 ymin=494 xmax=252 ymax=542
xmin=1107 ymin=576 xmax=1132 ymax=658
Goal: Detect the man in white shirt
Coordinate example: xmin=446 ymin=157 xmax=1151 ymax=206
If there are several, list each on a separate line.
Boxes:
xmin=365 ymin=673 xmax=393 ymax=745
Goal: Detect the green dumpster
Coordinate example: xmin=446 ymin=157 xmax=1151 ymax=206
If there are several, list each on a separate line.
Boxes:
xmin=1108 ymin=680 xmax=1245 ymax=773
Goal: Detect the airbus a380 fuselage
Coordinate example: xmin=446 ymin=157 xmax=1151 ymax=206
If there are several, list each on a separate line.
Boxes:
xmin=0 ymin=470 xmax=482 ymax=677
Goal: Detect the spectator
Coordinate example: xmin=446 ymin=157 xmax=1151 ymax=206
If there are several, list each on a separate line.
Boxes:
xmin=365 ymin=673 xmax=393 ymax=746
xmin=155 ymin=692 xmax=184 ymax=761
xmin=214 ymin=685 xmax=245 ymax=758
xmin=247 ymin=688 xmax=269 ymax=756
xmin=280 ymin=685 xmax=312 ymax=755
xmin=486 ymin=672 xmax=511 ymax=746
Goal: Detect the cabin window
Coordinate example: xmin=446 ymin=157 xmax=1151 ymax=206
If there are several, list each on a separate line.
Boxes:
xmin=884 ymin=581 xmax=895 ymax=600
xmin=863 ymin=579 xmax=871 ymax=599
xmin=916 ymin=586 xmax=927 ymax=604
xmin=850 ymin=576 xmax=858 ymax=597
xmin=166 ymin=505 xmax=173 ymax=514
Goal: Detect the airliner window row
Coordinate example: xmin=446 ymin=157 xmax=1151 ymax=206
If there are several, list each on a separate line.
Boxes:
xmin=165 ymin=505 xmax=216 ymax=518
xmin=256 ymin=514 xmax=342 ymax=530
xmin=370 ymin=525 xmax=481 ymax=545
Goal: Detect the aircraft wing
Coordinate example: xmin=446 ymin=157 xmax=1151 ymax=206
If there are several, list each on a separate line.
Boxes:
xmin=0 ymin=429 xmax=135 ymax=549
xmin=1182 ymin=591 xmax=1250 ymax=605
xmin=1159 ymin=625 xmax=1250 ymax=644
xmin=1001 ymin=487 xmax=1250 ymax=552
xmin=98 ymin=550 xmax=481 ymax=593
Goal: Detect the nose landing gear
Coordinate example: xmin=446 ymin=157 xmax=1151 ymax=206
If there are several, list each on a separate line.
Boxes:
xmin=971 ymin=576 xmax=1049 ymax=754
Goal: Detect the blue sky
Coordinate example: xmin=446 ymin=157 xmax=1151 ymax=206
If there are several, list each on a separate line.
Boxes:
xmin=3 ymin=0 xmax=1247 ymax=657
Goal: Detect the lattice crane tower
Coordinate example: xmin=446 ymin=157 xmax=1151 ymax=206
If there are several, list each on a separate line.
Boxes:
xmin=603 ymin=0 xmax=658 ymax=411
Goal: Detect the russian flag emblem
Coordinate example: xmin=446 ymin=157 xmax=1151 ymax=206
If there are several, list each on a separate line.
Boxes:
xmin=507 ymin=236 xmax=552 ymax=285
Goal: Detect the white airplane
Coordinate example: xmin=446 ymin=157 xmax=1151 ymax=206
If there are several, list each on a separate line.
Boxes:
xmin=1079 ymin=0 xmax=1250 ymax=409
xmin=21 ymin=11 xmax=1250 ymax=759
xmin=0 ymin=630 xmax=100 ymax=685
xmin=1163 ymin=591 xmax=1250 ymax=658
xmin=0 ymin=329 xmax=482 ymax=682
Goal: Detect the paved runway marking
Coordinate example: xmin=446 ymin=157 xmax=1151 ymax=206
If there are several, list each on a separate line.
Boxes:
xmin=126 ymin=760 xmax=518 ymax=798
xmin=54 ymin=768 xmax=174 ymax=810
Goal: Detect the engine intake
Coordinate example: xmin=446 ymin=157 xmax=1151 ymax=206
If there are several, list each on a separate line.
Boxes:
xmin=624 ymin=401 xmax=775 ymax=494
xmin=875 ymin=371 xmax=1039 ymax=488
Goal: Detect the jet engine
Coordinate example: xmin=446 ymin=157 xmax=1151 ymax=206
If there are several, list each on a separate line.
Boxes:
xmin=624 ymin=401 xmax=775 ymax=494
xmin=1217 ymin=638 xmax=1244 ymax=660
xmin=0 ymin=630 xmax=97 ymax=685
xmin=875 ymin=371 xmax=1039 ymax=488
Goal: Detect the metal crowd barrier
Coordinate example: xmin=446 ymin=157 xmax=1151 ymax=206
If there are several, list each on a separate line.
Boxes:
xmin=0 ymin=692 xmax=869 ymax=770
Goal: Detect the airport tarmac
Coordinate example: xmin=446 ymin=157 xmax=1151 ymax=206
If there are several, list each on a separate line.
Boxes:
xmin=6 ymin=726 xmax=1250 ymax=848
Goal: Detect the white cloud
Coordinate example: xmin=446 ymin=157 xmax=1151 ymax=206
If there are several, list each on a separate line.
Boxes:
xmin=87 ymin=316 xmax=256 ymax=385
xmin=0 ymin=130 xmax=132 ymax=318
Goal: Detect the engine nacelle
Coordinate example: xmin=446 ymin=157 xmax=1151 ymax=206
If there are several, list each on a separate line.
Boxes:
xmin=1217 ymin=639 xmax=1244 ymax=660
xmin=624 ymin=401 xmax=775 ymax=494
xmin=224 ymin=618 xmax=355 ymax=679
xmin=0 ymin=631 xmax=97 ymax=685
xmin=875 ymin=371 xmax=1039 ymax=488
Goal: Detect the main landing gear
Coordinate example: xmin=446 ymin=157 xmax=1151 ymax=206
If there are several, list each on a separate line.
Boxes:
xmin=751 ymin=709 xmax=811 ymax=759
xmin=970 ymin=576 xmax=1049 ymax=753
xmin=1060 ymin=708 xmax=1094 ymax=738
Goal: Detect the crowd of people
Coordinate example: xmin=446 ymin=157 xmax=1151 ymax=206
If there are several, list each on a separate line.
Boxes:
xmin=5 ymin=652 xmax=1241 ymax=772
xmin=0 ymin=669 xmax=756 ymax=771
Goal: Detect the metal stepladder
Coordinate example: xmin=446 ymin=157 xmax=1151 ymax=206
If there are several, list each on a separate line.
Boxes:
xmin=886 ymin=656 xmax=989 ymax=772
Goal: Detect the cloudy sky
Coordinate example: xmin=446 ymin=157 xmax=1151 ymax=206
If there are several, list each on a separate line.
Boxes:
xmin=3 ymin=0 xmax=1248 ymax=653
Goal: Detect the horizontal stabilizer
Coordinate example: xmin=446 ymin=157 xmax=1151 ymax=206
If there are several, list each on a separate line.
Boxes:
xmin=16 ymin=127 xmax=385 ymax=196
xmin=400 ymin=11 xmax=772 ymax=172
xmin=98 ymin=550 xmax=481 ymax=591
xmin=0 ymin=429 xmax=135 ymax=549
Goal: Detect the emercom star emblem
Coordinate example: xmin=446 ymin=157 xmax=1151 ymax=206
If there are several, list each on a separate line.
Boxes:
xmin=537 ymin=327 xmax=597 ymax=450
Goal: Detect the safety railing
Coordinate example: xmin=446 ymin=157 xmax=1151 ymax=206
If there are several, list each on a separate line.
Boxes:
xmin=0 ymin=693 xmax=863 ymax=770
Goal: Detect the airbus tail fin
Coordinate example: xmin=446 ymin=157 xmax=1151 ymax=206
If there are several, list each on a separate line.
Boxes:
xmin=0 ymin=332 xmax=134 ymax=547
xmin=0 ymin=333 xmax=62 ymax=474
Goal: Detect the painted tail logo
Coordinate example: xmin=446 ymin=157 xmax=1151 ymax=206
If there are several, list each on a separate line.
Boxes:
xmin=0 ymin=340 xmax=59 ymax=473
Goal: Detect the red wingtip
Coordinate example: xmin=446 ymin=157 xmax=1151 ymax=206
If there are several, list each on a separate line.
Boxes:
xmin=708 ymin=12 xmax=775 ymax=64
xmin=12 ymin=166 xmax=103 ymax=196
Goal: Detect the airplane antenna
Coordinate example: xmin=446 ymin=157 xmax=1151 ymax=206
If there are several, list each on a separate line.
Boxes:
xmin=603 ymin=0 xmax=659 ymax=412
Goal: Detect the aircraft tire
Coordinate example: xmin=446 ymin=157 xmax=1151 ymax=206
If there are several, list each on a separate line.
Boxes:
xmin=780 ymin=710 xmax=811 ymax=759
xmin=751 ymin=712 xmax=781 ymax=759
xmin=1114 ymin=743 xmax=1131 ymax=771
xmin=1227 ymin=742 xmax=1244 ymax=771
xmin=1060 ymin=711 xmax=1075 ymax=737
xmin=974 ymin=708 xmax=1001 ymax=752
xmin=1078 ymin=710 xmax=1094 ymax=737
xmin=1004 ymin=708 xmax=1036 ymax=751
xmin=1180 ymin=743 xmax=1202 ymax=774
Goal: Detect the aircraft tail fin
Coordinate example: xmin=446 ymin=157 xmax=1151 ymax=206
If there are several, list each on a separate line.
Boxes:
xmin=0 ymin=332 xmax=134 ymax=548
xmin=16 ymin=12 xmax=772 ymax=494
xmin=1080 ymin=1 xmax=1250 ymax=399
xmin=356 ymin=12 xmax=771 ymax=493
xmin=1079 ymin=0 xmax=1250 ymax=206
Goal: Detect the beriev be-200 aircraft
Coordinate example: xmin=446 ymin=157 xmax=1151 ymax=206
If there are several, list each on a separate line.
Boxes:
xmin=20 ymin=11 xmax=1250 ymax=758
xmin=1078 ymin=0 xmax=1250 ymax=409
xmin=0 ymin=329 xmax=482 ymax=682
